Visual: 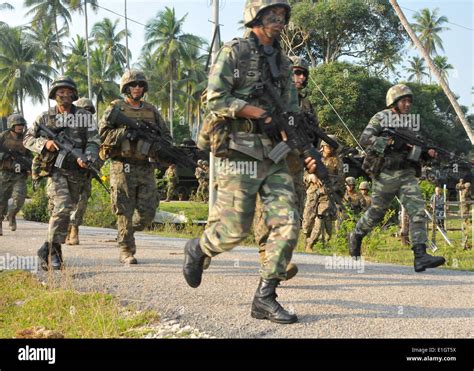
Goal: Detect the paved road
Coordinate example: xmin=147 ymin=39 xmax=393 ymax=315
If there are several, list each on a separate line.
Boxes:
xmin=1 ymin=219 xmax=473 ymax=338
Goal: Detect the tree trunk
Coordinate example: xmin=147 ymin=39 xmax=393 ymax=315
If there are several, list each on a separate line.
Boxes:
xmin=390 ymin=0 xmax=474 ymax=144
xmin=169 ymin=62 xmax=174 ymax=140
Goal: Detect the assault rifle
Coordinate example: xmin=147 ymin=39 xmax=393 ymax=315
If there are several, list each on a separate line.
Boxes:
xmin=381 ymin=128 xmax=469 ymax=165
xmin=262 ymin=79 xmax=344 ymax=208
xmin=106 ymin=106 xmax=197 ymax=168
xmin=0 ymin=143 xmax=32 ymax=173
xmin=38 ymin=123 xmax=110 ymax=194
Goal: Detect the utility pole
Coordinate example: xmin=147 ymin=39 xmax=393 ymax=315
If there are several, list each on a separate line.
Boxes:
xmin=209 ymin=0 xmax=220 ymax=208
xmin=125 ymin=0 xmax=130 ymax=69
xmin=84 ymin=0 xmax=92 ymax=99
xmin=389 ymin=0 xmax=474 ymax=145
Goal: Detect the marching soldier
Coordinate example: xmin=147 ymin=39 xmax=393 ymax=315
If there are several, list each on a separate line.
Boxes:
xmin=24 ymin=76 xmax=100 ymax=270
xmin=66 ymin=98 xmax=100 ymax=245
xmin=164 ymin=164 xmax=179 ymax=202
xmin=359 ymin=181 xmax=372 ymax=210
xmin=302 ymin=137 xmax=343 ymax=252
xmin=343 ymin=177 xmax=365 ymax=214
xmin=0 ymin=114 xmax=32 ymax=235
xmin=183 ymin=0 xmax=318 ymax=324
xmin=348 ymin=84 xmax=446 ymax=272
xmin=99 ymin=70 xmax=172 ymax=265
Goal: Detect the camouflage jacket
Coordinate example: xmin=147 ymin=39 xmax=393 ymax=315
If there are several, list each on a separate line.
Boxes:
xmin=343 ymin=190 xmax=366 ymax=213
xmin=23 ymin=105 xmax=100 ymax=174
xmin=207 ymin=32 xmax=299 ymax=159
xmin=305 ymin=154 xmax=344 ymax=194
xmin=165 ymin=167 xmax=179 ymax=185
xmin=0 ymin=130 xmax=32 ymax=172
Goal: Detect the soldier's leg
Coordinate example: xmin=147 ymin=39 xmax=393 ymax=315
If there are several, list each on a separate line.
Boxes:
xmin=0 ymin=172 xmax=15 ymax=235
xmin=349 ymin=171 xmax=399 ymax=257
xmin=292 ymin=169 xmax=305 ymax=219
xmin=306 ymin=216 xmax=322 ymax=252
xmin=6 ymin=173 xmax=27 ymax=231
xmin=70 ymin=178 xmax=92 ymax=227
xmin=110 ymin=161 xmax=138 ymax=260
xmin=398 ymin=171 xmax=445 ymax=271
xmin=301 ymin=192 xmax=317 ymax=238
xmin=134 ymin=166 xmax=158 ymax=232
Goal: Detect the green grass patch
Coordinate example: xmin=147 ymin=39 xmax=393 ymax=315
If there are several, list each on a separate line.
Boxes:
xmin=159 ymin=201 xmax=208 ymax=221
xmin=0 ymin=270 xmax=159 ymax=338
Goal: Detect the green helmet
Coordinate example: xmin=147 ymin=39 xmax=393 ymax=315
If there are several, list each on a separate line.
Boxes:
xmin=202 ymin=160 xmax=209 ymax=166
xmin=48 ymin=76 xmax=78 ymax=101
xmin=120 ymin=69 xmax=149 ymax=94
xmin=345 ymin=177 xmax=356 ymax=186
xmin=359 ymin=181 xmax=370 ymax=190
xmin=244 ymin=0 xmax=291 ymax=28
xmin=197 ymin=159 xmax=203 ymax=166
xmin=75 ymin=97 xmax=96 ymax=114
xmin=386 ymin=84 xmax=413 ymax=108
xmin=320 ymin=135 xmax=338 ymax=149
xmin=290 ymin=56 xmax=309 ymax=71
xmin=7 ymin=113 xmax=27 ymax=129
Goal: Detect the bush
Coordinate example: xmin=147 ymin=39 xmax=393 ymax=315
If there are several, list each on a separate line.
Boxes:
xmin=22 ymin=182 xmax=49 ymax=223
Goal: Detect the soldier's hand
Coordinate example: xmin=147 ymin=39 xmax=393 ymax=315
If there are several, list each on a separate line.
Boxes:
xmin=305 ymin=156 xmax=317 ymax=173
xmin=45 ymin=140 xmax=59 ymax=152
xmin=77 ymin=158 xmax=89 ymax=169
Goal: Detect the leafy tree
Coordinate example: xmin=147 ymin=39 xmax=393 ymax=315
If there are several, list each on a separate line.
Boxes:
xmin=406 ymin=56 xmax=428 ymax=83
xmin=432 ymin=55 xmax=454 ymax=82
xmin=412 ymin=8 xmax=449 ymax=56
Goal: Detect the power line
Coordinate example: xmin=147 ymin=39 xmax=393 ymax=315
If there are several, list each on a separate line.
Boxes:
xmin=400 ymin=5 xmax=474 ymax=31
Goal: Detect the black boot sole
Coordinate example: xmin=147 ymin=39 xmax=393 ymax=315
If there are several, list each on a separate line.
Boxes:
xmin=250 ymin=309 xmax=298 ymax=324
xmin=415 ymin=258 xmax=446 ymax=272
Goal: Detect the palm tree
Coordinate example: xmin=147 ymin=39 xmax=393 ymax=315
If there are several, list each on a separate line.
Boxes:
xmin=91 ymin=17 xmax=131 ymax=69
xmin=0 ymin=2 xmax=14 ymax=28
xmin=64 ymin=35 xmax=88 ymax=94
xmin=89 ymin=46 xmax=121 ymax=120
xmin=24 ymin=0 xmax=85 ymax=74
xmin=0 ymin=26 xmax=52 ymax=115
xmin=412 ymin=8 xmax=449 ymax=56
xmin=432 ymin=55 xmax=453 ymax=82
xmin=406 ymin=56 xmax=428 ymax=83
xmin=143 ymin=7 xmax=206 ymax=138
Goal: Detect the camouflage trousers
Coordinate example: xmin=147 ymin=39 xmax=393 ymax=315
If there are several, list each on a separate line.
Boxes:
xmin=253 ymin=168 xmax=304 ymax=251
xmin=70 ymin=176 xmax=92 ymax=227
xmin=196 ymin=180 xmax=209 ymax=202
xmin=166 ymin=182 xmax=177 ymax=201
xmin=306 ymin=195 xmax=334 ymax=247
xmin=110 ymin=160 xmax=158 ymax=254
xmin=46 ymin=169 xmax=90 ymax=244
xmin=0 ymin=170 xmax=28 ymax=219
xmin=200 ymin=153 xmax=299 ymax=280
xmin=355 ymin=168 xmax=427 ymax=244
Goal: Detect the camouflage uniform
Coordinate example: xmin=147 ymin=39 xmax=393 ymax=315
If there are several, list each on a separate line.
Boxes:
xmin=359 ymin=181 xmax=372 ymax=211
xmin=302 ymin=147 xmax=344 ymax=250
xmin=67 ymin=98 xmax=99 ymax=245
xmin=164 ymin=165 xmax=179 ymax=201
xmin=349 ymin=84 xmax=445 ymax=272
xmin=195 ymin=161 xmax=209 ymax=202
xmin=99 ymin=70 xmax=172 ymax=264
xmin=0 ymin=114 xmax=32 ymax=234
xmin=23 ymin=77 xmax=100 ymax=270
xmin=183 ymin=0 xmax=301 ymax=324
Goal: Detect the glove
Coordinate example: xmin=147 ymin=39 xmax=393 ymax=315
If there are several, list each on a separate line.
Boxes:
xmin=259 ymin=111 xmax=281 ymax=142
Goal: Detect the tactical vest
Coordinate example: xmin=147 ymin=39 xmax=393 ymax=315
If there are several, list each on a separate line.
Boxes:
xmin=199 ymin=35 xmax=291 ymax=161
xmin=0 ymin=131 xmax=27 ymax=171
xmin=108 ymin=100 xmax=158 ymax=161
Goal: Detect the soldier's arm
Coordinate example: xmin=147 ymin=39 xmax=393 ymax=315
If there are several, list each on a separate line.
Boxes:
xmin=359 ymin=112 xmax=389 ymax=149
xmin=84 ymin=112 xmax=100 ymax=159
xmin=98 ymin=105 xmax=127 ymax=147
xmin=207 ymin=45 xmax=248 ymax=118
xmin=23 ymin=115 xmax=49 ymax=155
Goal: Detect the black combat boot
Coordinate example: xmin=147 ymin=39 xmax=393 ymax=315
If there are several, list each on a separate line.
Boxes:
xmin=251 ymin=278 xmax=298 ymax=324
xmin=412 ymin=244 xmax=446 ymax=272
xmin=37 ymin=242 xmax=63 ymax=271
xmin=183 ymin=238 xmax=206 ymax=288
xmin=348 ymin=230 xmax=365 ymax=259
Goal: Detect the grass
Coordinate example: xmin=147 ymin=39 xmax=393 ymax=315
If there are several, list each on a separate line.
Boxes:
xmin=159 ymin=201 xmax=208 ymax=221
xmin=0 ymin=270 xmax=159 ymax=338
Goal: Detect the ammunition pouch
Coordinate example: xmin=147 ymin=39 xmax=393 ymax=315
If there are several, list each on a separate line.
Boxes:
xmin=362 ymin=151 xmax=385 ymax=179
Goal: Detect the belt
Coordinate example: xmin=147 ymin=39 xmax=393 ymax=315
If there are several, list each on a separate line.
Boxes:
xmin=231 ymin=119 xmax=262 ymax=134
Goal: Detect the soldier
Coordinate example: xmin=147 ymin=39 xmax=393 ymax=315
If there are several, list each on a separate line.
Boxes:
xmin=200 ymin=160 xmax=209 ymax=201
xmin=430 ymin=186 xmax=445 ymax=230
xmin=457 ymin=181 xmax=471 ymax=227
xmin=23 ymin=76 xmax=100 ymax=270
xmin=164 ymin=164 xmax=179 ymax=202
xmin=195 ymin=159 xmax=204 ymax=201
xmin=183 ymin=0 xmax=318 ymax=324
xmin=302 ymin=137 xmax=343 ymax=252
xmin=99 ymin=70 xmax=172 ymax=265
xmin=252 ymin=54 xmax=316 ymax=278
xmin=359 ymin=181 xmax=372 ymax=210
xmin=0 ymin=114 xmax=32 ymax=235
xmin=66 ymin=98 xmax=100 ymax=245
xmin=343 ymin=177 xmax=365 ymax=214
xmin=348 ymin=84 xmax=446 ymax=272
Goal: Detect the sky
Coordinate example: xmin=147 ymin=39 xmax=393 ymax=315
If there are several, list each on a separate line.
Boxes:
xmin=0 ymin=0 xmax=472 ymax=126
